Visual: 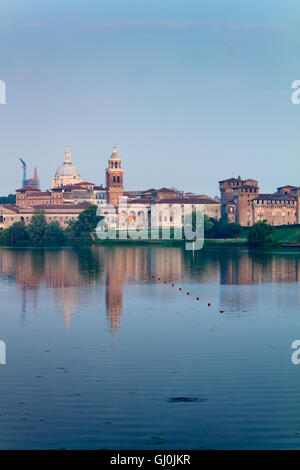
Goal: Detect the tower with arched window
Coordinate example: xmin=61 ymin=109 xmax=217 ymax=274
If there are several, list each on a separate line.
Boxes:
xmin=105 ymin=146 xmax=124 ymax=207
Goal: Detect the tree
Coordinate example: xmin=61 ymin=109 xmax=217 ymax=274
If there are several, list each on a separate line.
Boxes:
xmin=211 ymin=220 xmax=242 ymax=238
xmin=204 ymin=214 xmax=215 ymax=233
xmin=203 ymin=216 xmax=242 ymax=239
xmin=44 ymin=221 xmax=65 ymax=246
xmin=0 ymin=194 xmax=16 ymax=204
xmin=66 ymin=205 xmax=102 ymax=238
xmin=27 ymin=209 xmax=47 ymax=246
xmin=2 ymin=221 xmax=29 ymax=246
xmin=247 ymin=221 xmax=275 ymax=246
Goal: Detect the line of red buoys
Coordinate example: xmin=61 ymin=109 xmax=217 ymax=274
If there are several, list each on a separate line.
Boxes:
xmin=149 ymin=273 xmax=223 ymax=312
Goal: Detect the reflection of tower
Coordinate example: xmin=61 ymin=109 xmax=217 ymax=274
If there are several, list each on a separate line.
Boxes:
xmin=105 ymin=146 xmax=124 ymax=207
xmin=105 ymin=248 xmax=124 ymax=335
xmin=55 ymin=288 xmax=78 ymax=330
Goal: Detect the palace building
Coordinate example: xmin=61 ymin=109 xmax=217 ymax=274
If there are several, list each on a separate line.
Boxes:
xmin=0 ymin=202 xmax=91 ymax=231
xmin=219 ymin=176 xmax=300 ymax=226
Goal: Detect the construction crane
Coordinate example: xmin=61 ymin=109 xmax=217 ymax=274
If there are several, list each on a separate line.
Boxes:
xmin=19 ymin=158 xmax=27 ymax=188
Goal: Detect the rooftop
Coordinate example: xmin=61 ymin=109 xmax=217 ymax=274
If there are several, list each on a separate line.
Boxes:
xmin=16 ymin=187 xmax=41 ymax=192
xmin=254 ymin=193 xmax=296 ymax=201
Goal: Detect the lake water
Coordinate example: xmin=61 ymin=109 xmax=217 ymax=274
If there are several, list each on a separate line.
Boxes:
xmin=1 ymin=245 xmax=300 ymax=449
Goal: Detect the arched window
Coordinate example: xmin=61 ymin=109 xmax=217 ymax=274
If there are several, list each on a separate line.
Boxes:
xmin=113 ymin=176 xmax=116 ymax=183
xmin=117 ymin=176 xmax=120 ymax=183
xmin=115 ymin=162 xmax=118 ymax=168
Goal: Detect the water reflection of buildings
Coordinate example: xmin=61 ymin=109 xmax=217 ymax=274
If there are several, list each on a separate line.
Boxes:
xmin=1 ymin=246 xmax=300 ymax=332
xmin=187 ymin=248 xmax=300 ymax=309
xmin=0 ymin=246 xmax=184 ymax=333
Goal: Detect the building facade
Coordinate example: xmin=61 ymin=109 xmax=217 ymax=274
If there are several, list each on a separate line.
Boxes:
xmin=219 ymin=176 xmax=300 ymax=226
xmin=0 ymin=202 xmax=91 ymax=230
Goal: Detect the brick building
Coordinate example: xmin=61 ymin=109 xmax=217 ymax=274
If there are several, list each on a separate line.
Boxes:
xmin=219 ymin=176 xmax=300 ymax=226
xmin=252 ymin=194 xmax=297 ymax=225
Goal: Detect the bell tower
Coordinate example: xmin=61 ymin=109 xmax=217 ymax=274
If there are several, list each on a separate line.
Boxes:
xmin=105 ymin=146 xmax=124 ymax=207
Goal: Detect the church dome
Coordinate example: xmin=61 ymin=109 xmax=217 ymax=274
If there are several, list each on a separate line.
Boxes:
xmin=54 ymin=146 xmax=81 ymax=178
xmin=51 ymin=146 xmax=83 ymax=189
xmin=55 ymin=162 xmax=80 ymax=177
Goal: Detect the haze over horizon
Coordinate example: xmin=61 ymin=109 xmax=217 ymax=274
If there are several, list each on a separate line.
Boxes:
xmin=0 ymin=0 xmax=300 ymax=197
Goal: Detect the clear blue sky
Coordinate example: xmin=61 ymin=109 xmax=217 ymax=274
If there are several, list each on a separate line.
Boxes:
xmin=0 ymin=0 xmax=299 ymax=196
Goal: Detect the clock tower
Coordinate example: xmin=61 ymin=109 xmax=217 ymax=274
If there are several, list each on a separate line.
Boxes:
xmin=105 ymin=146 xmax=124 ymax=207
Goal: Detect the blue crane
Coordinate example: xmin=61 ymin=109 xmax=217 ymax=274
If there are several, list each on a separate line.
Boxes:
xmin=19 ymin=158 xmax=27 ymax=188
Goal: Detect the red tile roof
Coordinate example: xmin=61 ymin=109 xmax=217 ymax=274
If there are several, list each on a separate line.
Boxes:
xmin=254 ymin=194 xmax=296 ymax=201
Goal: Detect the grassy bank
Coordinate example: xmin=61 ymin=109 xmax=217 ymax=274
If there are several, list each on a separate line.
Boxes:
xmin=93 ymin=237 xmax=183 ymax=247
xmin=272 ymin=225 xmax=300 ymax=244
xmin=204 ymin=238 xmax=247 ymax=246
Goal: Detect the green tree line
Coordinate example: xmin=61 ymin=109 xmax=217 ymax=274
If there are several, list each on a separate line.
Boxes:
xmin=203 ymin=215 xmax=242 ymax=239
xmin=0 ymin=194 xmax=16 ymax=204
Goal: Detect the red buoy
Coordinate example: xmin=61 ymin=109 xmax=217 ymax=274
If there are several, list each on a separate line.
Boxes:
xmin=172 ymin=284 xmax=174 ymax=287
xmin=208 ymin=303 xmax=211 ymax=306
xmin=164 ymin=280 xmax=167 ymax=284
xmin=196 ymin=297 xmax=199 ymax=301
xmin=220 ymin=309 xmax=224 ymax=313
xmin=152 ymin=275 xmax=155 ymax=279
xmin=158 ymin=278 xmax=160 ymax=281
xmin=187 ymin=292 xmax=190 ymax=295
xmin=179 ymin=288 xmax=182 ymax=291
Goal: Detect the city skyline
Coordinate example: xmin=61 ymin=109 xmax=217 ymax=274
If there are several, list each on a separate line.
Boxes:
xmin=1 ymin=1 xmax=300 ymax=196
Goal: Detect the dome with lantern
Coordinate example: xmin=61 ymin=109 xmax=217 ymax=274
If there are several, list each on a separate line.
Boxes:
xmin=52 ymin=146 xmax=83 ymax=188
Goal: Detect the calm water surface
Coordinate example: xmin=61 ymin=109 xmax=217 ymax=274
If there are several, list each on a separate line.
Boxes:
xmin=1 ymin=245 xmax=300 ymax=449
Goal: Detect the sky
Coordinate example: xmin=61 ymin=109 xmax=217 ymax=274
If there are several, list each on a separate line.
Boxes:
xmin=0 ymin=0 xmax=300 ymax=197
